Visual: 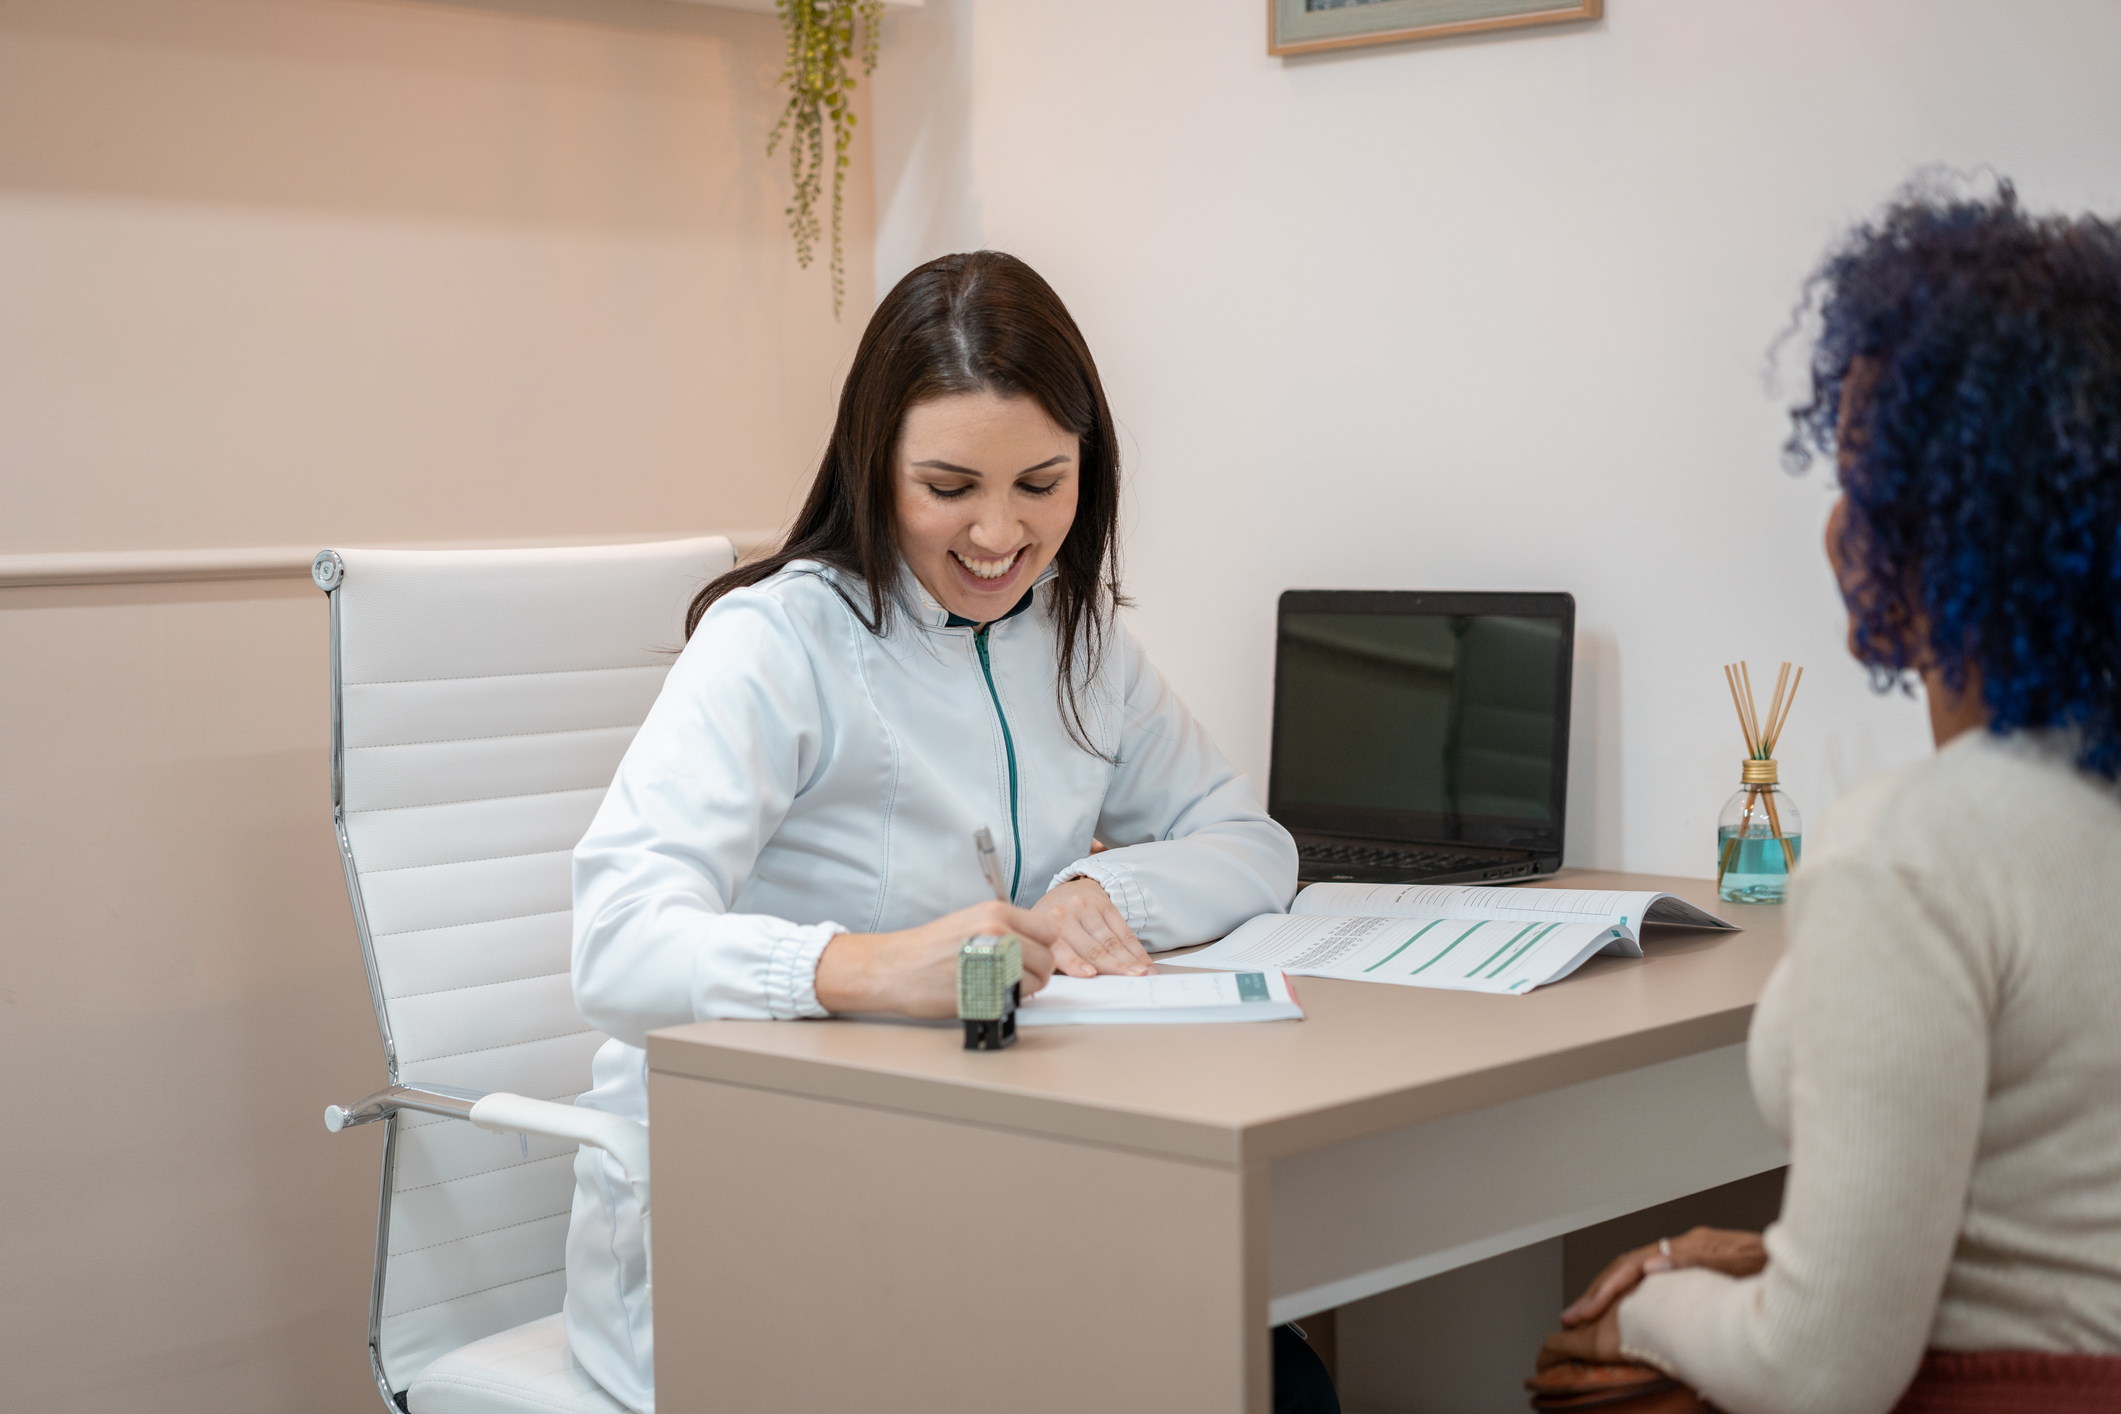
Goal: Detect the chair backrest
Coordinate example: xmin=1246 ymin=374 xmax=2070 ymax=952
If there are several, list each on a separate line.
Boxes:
xmin=317 ymin=537 xmax=735 ymax=1395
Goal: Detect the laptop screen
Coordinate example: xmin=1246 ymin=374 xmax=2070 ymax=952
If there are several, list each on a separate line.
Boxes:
xmin=1269 ymin=590 xmax=1574 ymax=854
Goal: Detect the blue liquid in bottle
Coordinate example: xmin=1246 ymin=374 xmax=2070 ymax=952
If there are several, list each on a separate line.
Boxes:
xmin=1715 ymin=826 xmax=1802 ymax=904
xmin=1716 ymin=775 xmax=1803 ymax=905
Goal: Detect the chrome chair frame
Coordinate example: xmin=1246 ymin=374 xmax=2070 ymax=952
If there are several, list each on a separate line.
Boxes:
xmin=316 ymin=548 xmax=427 ymax=1412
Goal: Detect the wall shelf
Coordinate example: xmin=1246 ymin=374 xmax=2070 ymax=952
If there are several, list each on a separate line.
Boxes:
xmin=0 ymin=533 xmax=781 ymax=589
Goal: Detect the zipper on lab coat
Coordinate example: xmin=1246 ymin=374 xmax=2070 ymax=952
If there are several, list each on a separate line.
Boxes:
xmin=973 ymin=626 xmax=1022 ymax=901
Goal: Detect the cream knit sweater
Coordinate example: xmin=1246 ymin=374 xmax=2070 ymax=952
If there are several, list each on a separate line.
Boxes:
xmin=1617 ymin=730 xmax=2121 ymax=1414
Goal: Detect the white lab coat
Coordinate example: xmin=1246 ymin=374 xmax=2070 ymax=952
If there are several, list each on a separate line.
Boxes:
xmin=562 ymin=559 xmax=1297 ymax=1411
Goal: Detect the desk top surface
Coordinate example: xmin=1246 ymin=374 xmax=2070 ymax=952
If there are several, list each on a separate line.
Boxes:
xmin=647 ymin=872 xmax=1786 ymax=1165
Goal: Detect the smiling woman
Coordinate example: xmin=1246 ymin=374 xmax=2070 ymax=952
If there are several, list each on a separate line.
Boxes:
xmin=895 ymin=391 xmax=1079 ymax=622
xmin=560 ymin=252 xmax=1321 ymax=1413
xmin=685 ymin=250 xmax=1126 ymax=752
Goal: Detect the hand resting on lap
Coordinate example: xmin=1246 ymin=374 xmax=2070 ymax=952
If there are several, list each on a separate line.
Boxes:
xmin=1539 ymin=1227 xmax=1767 ymax=1370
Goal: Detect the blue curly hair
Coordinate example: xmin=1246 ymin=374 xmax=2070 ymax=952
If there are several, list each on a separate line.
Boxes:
xmin=1786 ymin=177 xmax=2121 ymax=778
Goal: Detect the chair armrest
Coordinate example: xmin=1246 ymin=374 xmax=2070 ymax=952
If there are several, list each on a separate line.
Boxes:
xmin=469 ymin=1092 xmax=650 ymax=1195
xmin=324 ymin=1082 xmax=485 ymax=1131
xmin=324 ymin=1084 xmax=649 ymax=1195
xmin=325 ymin=1083 xmax=655 ymax=1293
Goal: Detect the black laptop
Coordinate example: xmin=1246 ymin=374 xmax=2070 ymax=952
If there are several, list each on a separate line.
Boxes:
xmin=1269 ymin=589 xmax=1575 ymax=886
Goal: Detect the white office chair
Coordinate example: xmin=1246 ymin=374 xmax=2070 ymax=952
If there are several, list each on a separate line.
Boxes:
xmin=316 ymin=538 xmax=737 ymax=1414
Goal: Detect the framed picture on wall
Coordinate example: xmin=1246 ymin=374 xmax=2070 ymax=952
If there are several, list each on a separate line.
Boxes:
xmin=1269 ymin=0 xmax=1602 ymax=57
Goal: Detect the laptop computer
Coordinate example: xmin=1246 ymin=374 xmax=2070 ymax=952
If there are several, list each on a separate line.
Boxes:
xmin=1269 ymin=589 xmax=1575 ymax=886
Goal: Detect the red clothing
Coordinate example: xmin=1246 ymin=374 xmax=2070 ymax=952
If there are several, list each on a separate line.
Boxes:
xmin=1891 ymin=1350 xmax=2121 ymax=1413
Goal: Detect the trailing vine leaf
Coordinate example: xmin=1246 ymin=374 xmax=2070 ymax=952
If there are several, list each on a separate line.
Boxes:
xmin=769 ymin=0 xmax=883 ymax=319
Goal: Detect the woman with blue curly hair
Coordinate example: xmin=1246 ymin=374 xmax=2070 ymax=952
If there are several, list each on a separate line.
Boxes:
xmin=1537 ymin=181 xmax=2121 ymax=1413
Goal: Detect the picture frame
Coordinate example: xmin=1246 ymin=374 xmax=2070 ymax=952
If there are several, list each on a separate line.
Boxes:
xmin=1269 ymin=0 xmax=1601 ymax=57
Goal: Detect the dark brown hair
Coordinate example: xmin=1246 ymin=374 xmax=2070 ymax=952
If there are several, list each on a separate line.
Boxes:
xmin=686 ymin=250 xmax=1127 ymax=751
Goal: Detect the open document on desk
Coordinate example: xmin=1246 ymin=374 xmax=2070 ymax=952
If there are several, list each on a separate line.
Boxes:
xmin=1160 ymin=883 xmax=1735 ymax=996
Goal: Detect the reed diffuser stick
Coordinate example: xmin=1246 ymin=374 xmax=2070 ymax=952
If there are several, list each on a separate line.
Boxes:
xmin=1718 ymin=666 xmax=1763 ymax=882
xmin=1756 ymin=664 xmax=1793 ymax=866
xmin=1723 ymin=665 xmax=1756 ymax=751
xmin=1760 ymin=789 xmax=1795 ymax=872
xmin=1772 ymin=667 xmax=1804 ymax=750
xmin=1755 ymin=665 xmax=1805 ymax=870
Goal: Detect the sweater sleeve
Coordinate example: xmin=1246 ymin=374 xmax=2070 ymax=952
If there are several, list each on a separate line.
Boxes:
xmin=1615 ymin=851 xmax=1993 ymax=1414
xmin=571 ymin=591 xmax=845 ymax=1046
xmin=1049 ymin=623 xmax=1298 ymax=949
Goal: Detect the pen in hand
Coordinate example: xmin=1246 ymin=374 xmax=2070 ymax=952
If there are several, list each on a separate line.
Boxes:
xmin=974 ymin=826 xmax=1010 ymax=904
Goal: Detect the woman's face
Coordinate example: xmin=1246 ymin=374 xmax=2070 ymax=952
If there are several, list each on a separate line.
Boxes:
xmin=1825 ymin=492 xmax=1864 ymax=661
xmin=893 ymin=390 xmax=1081 ymax=624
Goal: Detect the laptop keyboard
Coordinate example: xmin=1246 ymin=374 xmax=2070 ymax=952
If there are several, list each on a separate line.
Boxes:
xmin=1297 ymin=843 xmax=1500 ymax=875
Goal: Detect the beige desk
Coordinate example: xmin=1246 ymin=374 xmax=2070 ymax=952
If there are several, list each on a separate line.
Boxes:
xmin=646 ymin=872 xmax=1787 ymax=1413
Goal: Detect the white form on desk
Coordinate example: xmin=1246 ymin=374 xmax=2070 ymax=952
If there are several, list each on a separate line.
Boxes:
xmin=1018 ymin=969 xmax=1304 ymax=1025
xmin=1164 ymin=882 xmax=1734 ymax=996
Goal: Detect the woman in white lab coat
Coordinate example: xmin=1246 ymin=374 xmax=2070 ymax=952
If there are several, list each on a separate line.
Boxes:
xmin=563 ymin=251 xmax=1326 ymax=1412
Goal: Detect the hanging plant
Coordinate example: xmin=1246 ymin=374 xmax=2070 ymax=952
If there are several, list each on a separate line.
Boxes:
xmin=770 ymin=0 xmax=883 ymax=319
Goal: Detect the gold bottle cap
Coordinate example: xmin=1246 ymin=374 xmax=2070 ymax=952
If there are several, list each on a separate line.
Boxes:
xmin=1741 ymin=758 xmax=1779 ymax=785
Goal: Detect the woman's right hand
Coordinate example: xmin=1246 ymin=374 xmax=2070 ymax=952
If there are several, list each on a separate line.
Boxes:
xmin=1559 ymin=1226 xmax=1768 ymax=1328
xmin=815 ymin=901 xmax=1059 ymax=1018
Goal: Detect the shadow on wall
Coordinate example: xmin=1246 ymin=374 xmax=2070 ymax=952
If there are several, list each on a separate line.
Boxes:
xmin=869 ymin=0 xmax=982 ymax=288
xmin=1563 ymin=627 xmax=1622 ymax=870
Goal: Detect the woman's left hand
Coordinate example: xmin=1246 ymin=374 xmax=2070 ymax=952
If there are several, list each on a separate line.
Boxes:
xmin=1538 ymin=1225 xmax=1767 ymax=1372
xmin=1033 ymin=877 xmax=1154 ymax=977
xmin=1537 ymin=1306 xmax=1624 ymax=1369
xmin=1561 ymin=1227 xmax=1766 ymax=1327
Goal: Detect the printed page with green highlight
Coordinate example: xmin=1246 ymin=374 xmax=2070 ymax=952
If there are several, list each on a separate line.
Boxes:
xmin=1161 ymin=884 xmax=1734 ymax=996
xmin=1017 ymin=969 xmax=1304 ymax=1024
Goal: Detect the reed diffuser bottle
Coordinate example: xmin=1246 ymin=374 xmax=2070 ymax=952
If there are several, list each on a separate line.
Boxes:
xmin=1717 ymin=662 xmax=1803 ymax=904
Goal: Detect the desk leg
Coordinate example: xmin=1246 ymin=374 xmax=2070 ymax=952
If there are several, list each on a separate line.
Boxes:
xmin=650 ymin=1071 xmax=1270 ymax=1414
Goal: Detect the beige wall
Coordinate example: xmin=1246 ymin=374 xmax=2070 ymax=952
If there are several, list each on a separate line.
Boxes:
xmin=0 ymin=1 xmax=870 ymax=1407
xmin=0 ymin=0 xmax=865 ymax=554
